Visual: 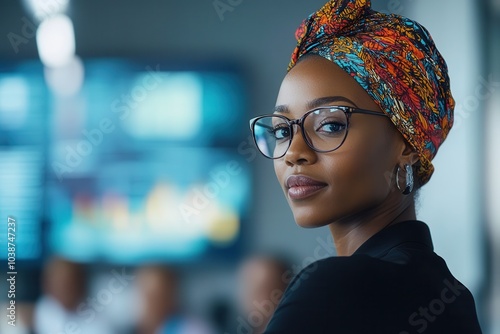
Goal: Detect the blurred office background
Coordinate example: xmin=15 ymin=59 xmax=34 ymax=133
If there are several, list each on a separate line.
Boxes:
xmin=0 ymin=0 xmax=498 ymax=333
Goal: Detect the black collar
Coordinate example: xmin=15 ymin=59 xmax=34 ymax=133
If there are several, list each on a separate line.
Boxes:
xmin=352 ymin=220 xmax=434 ymax=260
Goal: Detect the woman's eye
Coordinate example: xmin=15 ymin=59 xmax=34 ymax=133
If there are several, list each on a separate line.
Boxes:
xmin=317 ymin=122 xmax=346 ymax=134
xmin=272 ymin=126 xmax=290 ymax=140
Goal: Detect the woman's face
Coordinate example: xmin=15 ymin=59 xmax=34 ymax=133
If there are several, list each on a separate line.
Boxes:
xmin=274 ymin=55 xmax=406 ymax=228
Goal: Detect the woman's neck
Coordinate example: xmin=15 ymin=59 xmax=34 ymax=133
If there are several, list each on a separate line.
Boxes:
xmin=328 ymin=197 xmax=416 ymax=256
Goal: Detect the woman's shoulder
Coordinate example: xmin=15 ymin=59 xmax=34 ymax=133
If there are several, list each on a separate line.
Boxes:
xmin=283 ymin=250 xmax=450 ymax=302
xmin=268 ymin=254 xmax=481 ymax=333
xmin=267 ymin=253 xmax=481 ymax=334
xmin=293 ymin=252 xmax=413 ymax=277
xmin=285 ymin=254 xmax=402 ymax=293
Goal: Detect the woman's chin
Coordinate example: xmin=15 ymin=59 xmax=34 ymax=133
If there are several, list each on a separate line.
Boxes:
xmin=289 ymin=203 xmax=337 ymax=228
xmin=293 ymin=214 xmax=330 ymax=228
xmin=296 ymin=222 xmax=323 ymax=228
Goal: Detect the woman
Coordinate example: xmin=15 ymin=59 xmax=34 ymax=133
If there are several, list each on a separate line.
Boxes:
xmin=249 ymin=0 xmax=483 ymax=333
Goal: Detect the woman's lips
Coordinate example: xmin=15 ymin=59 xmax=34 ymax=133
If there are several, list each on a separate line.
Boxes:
xmin=285 ymin=175 xmax=327 ymax=200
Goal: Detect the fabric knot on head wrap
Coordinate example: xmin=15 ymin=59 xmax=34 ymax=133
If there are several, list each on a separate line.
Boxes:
xmin=288 ymin=0 xmax=454 ymax=185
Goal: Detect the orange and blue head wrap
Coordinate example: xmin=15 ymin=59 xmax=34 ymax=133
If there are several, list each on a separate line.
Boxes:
xmin=288 ymin=0 xmax=454 ymax=185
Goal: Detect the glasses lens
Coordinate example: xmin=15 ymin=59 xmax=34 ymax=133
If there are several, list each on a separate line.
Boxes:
xmin=303 ymin=108 xmax=348 ymax=152
xmin=252 ymin=116 xmax=291 ymax=158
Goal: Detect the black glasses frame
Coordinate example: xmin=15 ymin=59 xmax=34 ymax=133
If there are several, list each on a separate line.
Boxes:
xmin=249 ymin=106 xmax=388 ymax=159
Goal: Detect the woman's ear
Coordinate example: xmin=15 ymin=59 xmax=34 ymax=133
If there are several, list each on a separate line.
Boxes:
xmin=398 ymin=139 xmax=422 ymax=191
xmin=399 ymin=138 xmax=420 ymax=167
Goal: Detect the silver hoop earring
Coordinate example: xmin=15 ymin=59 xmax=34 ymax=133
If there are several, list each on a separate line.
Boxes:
xmin=396 ymin=164 xmax=414 ymax=195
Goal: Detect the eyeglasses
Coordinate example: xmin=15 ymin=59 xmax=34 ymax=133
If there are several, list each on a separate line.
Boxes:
xmin=249 ymin=106 xmax=388 ymax=159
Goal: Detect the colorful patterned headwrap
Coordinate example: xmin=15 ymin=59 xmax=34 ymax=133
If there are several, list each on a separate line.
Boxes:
xmin=288 ymin=0 xmax=454 ymax=185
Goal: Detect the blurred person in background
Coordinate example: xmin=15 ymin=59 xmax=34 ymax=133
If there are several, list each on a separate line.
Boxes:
xmin=0 ymin=302 xmax=35 ymax=334
xmin=133 ymin=265 xmax=214 ymax=334
xmin=233 ymin=254 xmax=291 ymax=334
xmin=33 ymin=256 xmax=112 ymax=334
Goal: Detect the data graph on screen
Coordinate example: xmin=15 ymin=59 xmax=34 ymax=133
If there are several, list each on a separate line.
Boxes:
xmin=1 ymin=58 xmax=250 ymax=264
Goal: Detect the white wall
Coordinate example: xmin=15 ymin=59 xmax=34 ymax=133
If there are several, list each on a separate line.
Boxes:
xmin=400 ymin=0 xmax=485 ymax=300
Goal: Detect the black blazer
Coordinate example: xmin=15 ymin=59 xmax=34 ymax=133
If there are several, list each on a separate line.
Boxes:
xmin=264 ymin=221 xmax=482 ymax=334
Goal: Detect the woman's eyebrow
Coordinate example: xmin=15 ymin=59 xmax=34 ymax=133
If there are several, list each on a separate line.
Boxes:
xmin=273 ymin=96 xmax=360 ymax=114
xmin=306 ymin=96 xmax=360 ymax=109
xmin=273 ymin=105 xmax=289 ymax=114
